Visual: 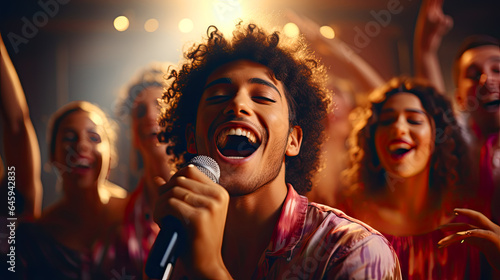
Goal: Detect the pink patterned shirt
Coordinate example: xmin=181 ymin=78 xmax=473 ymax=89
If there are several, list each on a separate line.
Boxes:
xmin=172 ymin=184 xmax=401 ymax=279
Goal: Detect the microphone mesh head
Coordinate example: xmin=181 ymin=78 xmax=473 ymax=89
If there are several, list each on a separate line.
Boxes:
xmin=189 ymin=155 xmax=220 ymax=184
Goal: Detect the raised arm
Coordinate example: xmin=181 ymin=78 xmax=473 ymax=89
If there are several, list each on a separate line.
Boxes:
xmin=0 ymin=33 xmax=42 ymax=220
xmin=286 ymin=10 xmax=385 ymax=94
xmin=413 ymin=0 xmax=453 ymax=93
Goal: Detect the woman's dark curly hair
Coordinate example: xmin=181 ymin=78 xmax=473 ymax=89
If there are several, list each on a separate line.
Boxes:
xmin=343 ymin=77 xmax=470 ymax=207
xmin=158 ymin=22 xmax=331 ymax=194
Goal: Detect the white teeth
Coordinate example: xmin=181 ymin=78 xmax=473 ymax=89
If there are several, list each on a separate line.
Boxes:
xmin=75 ymin=158 xmax=91 ymax=167
xmin=217 ymin=127 xmax=258 ymax=147
xmin=389 ymin=143 xmax=412 ymax=152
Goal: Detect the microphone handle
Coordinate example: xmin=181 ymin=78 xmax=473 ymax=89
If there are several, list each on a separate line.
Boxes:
xmin=145 ymin=155 xmax=220 ymax=279
xmin=145 ymin=215 xmax=184 ymax=279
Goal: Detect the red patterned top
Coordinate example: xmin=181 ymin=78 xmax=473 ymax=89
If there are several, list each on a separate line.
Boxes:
xmin=383 ymin=225 xmax=481 ymax=280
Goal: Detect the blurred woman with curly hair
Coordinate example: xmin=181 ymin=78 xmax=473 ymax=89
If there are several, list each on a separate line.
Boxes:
xmin=342 ymin=76 xmax=500 ymax=278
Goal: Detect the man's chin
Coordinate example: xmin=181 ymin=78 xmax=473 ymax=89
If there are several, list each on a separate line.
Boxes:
xmin=473 ymin=116 xmax=500 ymax=136
xmin=218 ymin=175 xmax=255 ymax=194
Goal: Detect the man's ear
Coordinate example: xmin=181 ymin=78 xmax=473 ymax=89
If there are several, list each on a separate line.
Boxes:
xmin=186 ymin=123 xmax=197 ymax=154
xmin=286 ymin=126 xmax=303 ymax=156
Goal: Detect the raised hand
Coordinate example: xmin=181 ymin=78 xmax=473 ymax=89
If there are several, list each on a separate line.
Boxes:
xmin=414 ymin=0 xmax=453 ymax=93
xmin=438 ymin=208 xmax=500 ymax=271
xmin=0 ymin=32 xmax=43 ymax=219
xmin=416 ymin=0 xmax=453 ymax=52
xmin=153 ymin=164 xmax=232 ymax=279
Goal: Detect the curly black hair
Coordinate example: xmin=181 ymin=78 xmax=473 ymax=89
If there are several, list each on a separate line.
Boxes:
xmin=158 ymin=22 xmax=331 ymax=194
xmin=343 ymin=77 xmax=470 ymax=207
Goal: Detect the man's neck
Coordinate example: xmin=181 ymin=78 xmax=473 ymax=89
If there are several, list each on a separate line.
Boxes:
xmin=222 ymin=181 xmax=288 ymax=277
xmin=471 ymin=118 xmax=498 ymax=144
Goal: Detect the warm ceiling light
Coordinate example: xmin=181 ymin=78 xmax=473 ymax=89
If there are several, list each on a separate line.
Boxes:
xmin=320 ymin=25 xmax=335 ymax=39
xmin=178 ymin=18 xmax=194 ymax=33
xmin=114 ymin=16 xmax=129 ymax=32
xmin=283 ymin=22 xmax=300 ymax=38
xmin=145 ymin=18 xmax=159 ymax=32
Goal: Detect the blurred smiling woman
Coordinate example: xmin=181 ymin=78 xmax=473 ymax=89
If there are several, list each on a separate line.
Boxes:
xmin=342 ymin=77 xmax=500 ymax=279
xmin=48 ymin=102 xmax=123 ymax=203
xmin=16 ymin=101 xmax=130 ymax=279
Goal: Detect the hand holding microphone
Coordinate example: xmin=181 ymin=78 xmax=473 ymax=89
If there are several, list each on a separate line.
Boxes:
xmin=146 ymin=156 xmax=231 ymax=279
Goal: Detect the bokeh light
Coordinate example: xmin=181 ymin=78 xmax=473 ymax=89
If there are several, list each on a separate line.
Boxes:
xmin=113 ymin=16 xmax=129 ymax=32
xmin=283 ymin=22 xmax=300 ymax=38
xmin=144 ymin=18 xmax=159 ymax=32
xmin=320 ymin=25 xmax=335 ymax=39
xmin=178 ymin=18 xmax=194 ymax=33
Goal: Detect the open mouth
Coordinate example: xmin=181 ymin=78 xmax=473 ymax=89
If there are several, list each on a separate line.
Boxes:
xmin=483 ymin=99 xmax=500 ymax=112
xmin=71 ymin=157 xmax=92 ymax=171
xmin=388 ymin=142 xmax=413 ymax=160
xmin=216 ymin=127 xmax=261 ymax=158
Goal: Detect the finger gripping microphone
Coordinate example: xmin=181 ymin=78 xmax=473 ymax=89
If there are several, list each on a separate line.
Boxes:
xmin=145 ymin=155 xmax=220 ymax=280
xmin=189 ymin=155 xmax=220 ymax=184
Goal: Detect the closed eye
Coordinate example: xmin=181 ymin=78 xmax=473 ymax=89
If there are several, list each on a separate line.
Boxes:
xmin=62 ymin=132 xmax=77 ymax=142
xmin=467 ymin=73 xmax=482 ymax=81
xmin=206 ymin=95 xmax=231 ymax=104
xmin=408 ymin=119 xmax=423 ymax=125
xmin=466 ymin=67 xmax=482 ymax=81
xmin=252 ymin=96 xmax=276 ymax=103
xmin=378 ymin=118 xmax=394 ymax=126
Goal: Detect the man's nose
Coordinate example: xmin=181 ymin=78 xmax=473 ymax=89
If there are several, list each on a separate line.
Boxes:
xmin=479 ymin=73 xmax=500 ymax=95
xmin=223 ymin=92 xmax=251 ymax=117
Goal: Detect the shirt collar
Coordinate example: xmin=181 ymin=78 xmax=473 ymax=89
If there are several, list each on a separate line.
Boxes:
xmin=265 ymin=184 xmax=308 ymax=257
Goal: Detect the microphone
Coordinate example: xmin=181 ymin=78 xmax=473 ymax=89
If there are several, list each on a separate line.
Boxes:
xmin=145 ymin=155 xmax=220 ymax=280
